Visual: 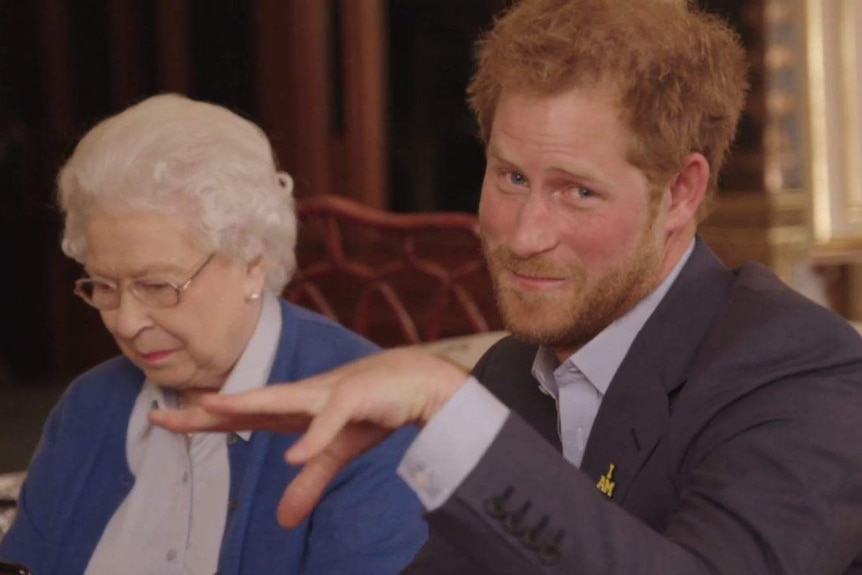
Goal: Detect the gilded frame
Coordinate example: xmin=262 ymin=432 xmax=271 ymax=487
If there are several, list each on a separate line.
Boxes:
xmin=805 ymin=0 xmax=862 ymax=257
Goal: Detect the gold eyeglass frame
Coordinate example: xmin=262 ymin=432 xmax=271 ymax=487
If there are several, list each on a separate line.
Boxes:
xmin=74 ymin=253 xmax=216 ymax=310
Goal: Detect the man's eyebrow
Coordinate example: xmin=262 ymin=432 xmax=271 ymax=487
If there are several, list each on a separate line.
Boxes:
xmin=489 ymin=149 xmax=606 ymax=184
xmin=545 ymin=165 xmax=607 ymax=185
xmin=485 ymin=145 xmax=516 ymax=165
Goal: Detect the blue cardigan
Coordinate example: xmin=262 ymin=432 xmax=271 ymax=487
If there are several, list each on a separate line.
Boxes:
xmin=0 ymin=300 xmax=427 ymax=574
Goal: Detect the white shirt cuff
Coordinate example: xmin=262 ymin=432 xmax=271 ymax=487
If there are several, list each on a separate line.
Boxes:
xmin=397 ymin=377 xmax=510 ymax=511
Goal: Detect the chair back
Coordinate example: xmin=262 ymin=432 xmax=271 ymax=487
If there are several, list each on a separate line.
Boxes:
xmin=285 ymin=195 xmax=502 ymax=347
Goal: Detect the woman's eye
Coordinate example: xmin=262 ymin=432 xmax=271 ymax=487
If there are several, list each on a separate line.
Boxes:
xmin=136 ymin=281 xmax=173 ymax=294
xmin=92 ymin=282 xmax=116 ymax=295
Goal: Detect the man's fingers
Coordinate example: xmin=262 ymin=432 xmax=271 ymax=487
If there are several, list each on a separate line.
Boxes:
xmin=277 ymin=451 xmax=349 ymax=528
xmin=151 ymin=382 xmax=334 ymax=435
xmin=150 ymin=406 xmax=311 ymax=435
xmin=149 ymin=406 xmax=228 ymax=432
xmin=285 ymin=394 xmax=354 ymax=464
xmin=200 ymin=382 xmax=328 ymax=417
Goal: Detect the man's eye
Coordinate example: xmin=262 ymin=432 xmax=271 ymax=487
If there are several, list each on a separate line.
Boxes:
xmin=508 ymin=172 xmax=527 ymax=186
xmin=555 ymin=185 xmax=598 ymax=205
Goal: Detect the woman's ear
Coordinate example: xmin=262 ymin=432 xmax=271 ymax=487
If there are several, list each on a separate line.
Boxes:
xmin=244 ymin=254 xmax=268 ymax=295
xmin=664 ymin=152 xmax=709 ymax=232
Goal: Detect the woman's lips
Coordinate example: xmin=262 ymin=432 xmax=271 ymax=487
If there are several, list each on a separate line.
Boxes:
xmin=138 ymin=349 xmax=177 ymax=363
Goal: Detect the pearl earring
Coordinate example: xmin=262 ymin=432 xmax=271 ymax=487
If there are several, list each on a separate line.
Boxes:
xmin=246 ymin=292 xmax=261 ymax=302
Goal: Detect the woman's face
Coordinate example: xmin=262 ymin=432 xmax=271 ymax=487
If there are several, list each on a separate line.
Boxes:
xmin=83 ymin=211 xmax=266 ymax=391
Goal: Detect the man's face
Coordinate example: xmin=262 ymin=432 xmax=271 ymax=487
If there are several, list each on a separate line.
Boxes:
xmin=479 ymin=86 xmax=670 ymax=356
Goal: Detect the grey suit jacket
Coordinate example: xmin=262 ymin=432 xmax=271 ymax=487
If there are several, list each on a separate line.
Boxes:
xmin=403 ymin=239 xmax=862 ymax=574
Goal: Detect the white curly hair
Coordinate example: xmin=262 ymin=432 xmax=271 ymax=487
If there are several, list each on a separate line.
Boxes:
xmin=57 ymin=93 xmax=297 ymax=292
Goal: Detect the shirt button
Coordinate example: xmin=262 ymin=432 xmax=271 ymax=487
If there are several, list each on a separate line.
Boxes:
xmin=182 ymin=472 xmax=189 ymax=484
xmin=226 ymin=433 xmax=239 ymax=445
xmin=166 ymin=549 xmax=177 ymax=561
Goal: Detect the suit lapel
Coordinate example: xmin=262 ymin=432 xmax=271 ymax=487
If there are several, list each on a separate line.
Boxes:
xmin=473 ymin=337 xmax=562 ymax=451
xmin=580 ymin=350 xmax=667 ymax=499
xmin=581 ymin=238 xmax=735 ymax=502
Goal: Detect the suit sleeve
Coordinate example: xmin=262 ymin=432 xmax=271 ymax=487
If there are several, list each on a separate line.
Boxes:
xmin=409 ymin=366 xmax=862 ymax=575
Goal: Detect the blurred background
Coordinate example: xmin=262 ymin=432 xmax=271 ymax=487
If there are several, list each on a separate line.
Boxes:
xmin=1 ymin=0 xmax=861 ymax=470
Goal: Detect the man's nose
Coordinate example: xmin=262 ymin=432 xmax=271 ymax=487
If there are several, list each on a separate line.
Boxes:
xmin=507 ymin=193 xmax=559 ymax=258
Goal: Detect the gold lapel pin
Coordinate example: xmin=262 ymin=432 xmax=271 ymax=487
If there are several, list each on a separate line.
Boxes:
xmin=597 ymin=463 xmax=617 ymax=498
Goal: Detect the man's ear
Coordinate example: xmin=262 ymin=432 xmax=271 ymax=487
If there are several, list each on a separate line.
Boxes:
xmin=664 ymin=152 xmax=709 ymax=232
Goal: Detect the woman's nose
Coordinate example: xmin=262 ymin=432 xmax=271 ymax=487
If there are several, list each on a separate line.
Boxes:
xmin=104 ymin=290 xmax=154 ymax=339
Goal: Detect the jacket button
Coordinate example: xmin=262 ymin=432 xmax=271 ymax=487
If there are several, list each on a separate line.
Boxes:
xmin=483 ymin=486 xmax=513 ymax=519
xmin=539 ymin=545 xmax=561 ymax=566
xmin=503 ymin=501 xmax=531 ymax=536
xmin=539 ymin=530 xmax=564 ymax=566
xmin=522 ymin=516 xmax=549 ymax=551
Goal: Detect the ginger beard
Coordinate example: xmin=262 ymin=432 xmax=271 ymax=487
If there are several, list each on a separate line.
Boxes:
xmin=483 ymin=214 xmax=664 ymax=352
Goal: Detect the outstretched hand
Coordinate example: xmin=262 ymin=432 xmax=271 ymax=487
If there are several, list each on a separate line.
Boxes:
xmin=150 ymin=348 xmax=467 ymax=527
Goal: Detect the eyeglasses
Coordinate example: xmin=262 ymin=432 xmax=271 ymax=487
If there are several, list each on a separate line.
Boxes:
xmin=74 ymin=253 xmax=215 ymax=310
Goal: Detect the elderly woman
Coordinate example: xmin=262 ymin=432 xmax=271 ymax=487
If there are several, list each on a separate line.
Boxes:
xmin=0 ymin=94 xmax=426 ymax=574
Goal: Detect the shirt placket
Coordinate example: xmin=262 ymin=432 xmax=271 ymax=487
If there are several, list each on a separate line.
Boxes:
xmin=165 ymin=433 xmax=193 ymax=574
xmin=556 ymin=367 xmax=599 ymax=468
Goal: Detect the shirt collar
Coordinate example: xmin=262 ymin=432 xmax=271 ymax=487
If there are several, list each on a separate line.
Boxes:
xmin=532 ymin=240 xmax=694 ymax=396
xmin=146 ymin=291 xmax=282 ymax=441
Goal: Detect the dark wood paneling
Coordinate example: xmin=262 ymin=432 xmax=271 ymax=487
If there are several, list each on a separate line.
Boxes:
xmin=257 ymin=0 xmax=332 ymax=200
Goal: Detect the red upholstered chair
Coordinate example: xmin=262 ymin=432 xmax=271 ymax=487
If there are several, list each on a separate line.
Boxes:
xmin=284 ymin=195 xmax=503 ymax=348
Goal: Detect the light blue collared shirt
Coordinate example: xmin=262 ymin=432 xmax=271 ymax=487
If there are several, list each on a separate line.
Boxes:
xmin=85 ymin=292 xmax=281 ymax=575
xmin=532 ymin=241 xmax=695 ymax=466
xmin=400 ymin=241 xmax=695 ymax=509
